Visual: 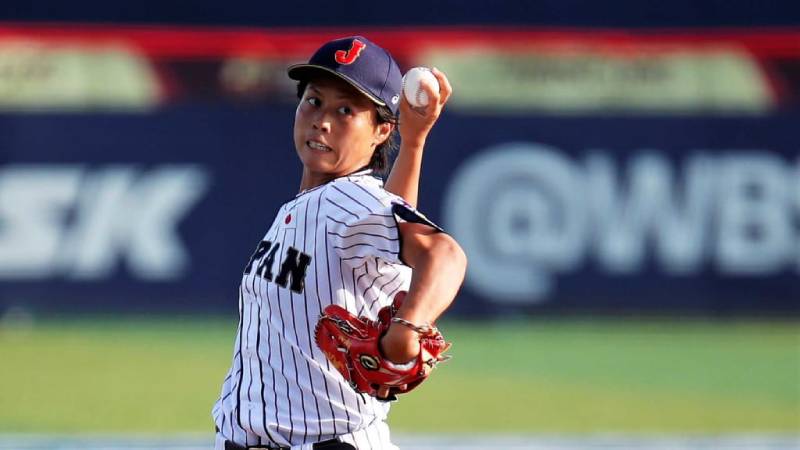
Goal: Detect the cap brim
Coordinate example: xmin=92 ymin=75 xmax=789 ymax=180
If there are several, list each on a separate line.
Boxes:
xmin=287 ymin=64 xmax=387 ymax=107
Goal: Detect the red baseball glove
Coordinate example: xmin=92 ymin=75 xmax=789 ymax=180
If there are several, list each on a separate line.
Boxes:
xmin=314 ymin=292 xmax=451 ymax=400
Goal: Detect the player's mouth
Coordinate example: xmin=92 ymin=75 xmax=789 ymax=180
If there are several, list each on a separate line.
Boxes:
xmin=307 ymin=140 xmax=333 ymax=153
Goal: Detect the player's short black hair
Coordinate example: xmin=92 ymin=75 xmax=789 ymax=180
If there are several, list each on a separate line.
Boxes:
xmin=296 ymin=80 xmax=399 ymax=175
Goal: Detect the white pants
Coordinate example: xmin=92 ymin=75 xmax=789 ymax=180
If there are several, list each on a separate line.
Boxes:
xmin=214 ymin=420 xmax=398 ymax=450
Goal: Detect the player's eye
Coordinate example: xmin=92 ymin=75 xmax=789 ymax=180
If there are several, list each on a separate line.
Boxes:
xmin=337 ymin=105 xmax=352 ymax=115
xmin=306 ymin=97 xmax=320 ymax=107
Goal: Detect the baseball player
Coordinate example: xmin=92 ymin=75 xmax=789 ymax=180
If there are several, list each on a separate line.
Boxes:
xmin=212 ymin=36 xmax=466 ymax=450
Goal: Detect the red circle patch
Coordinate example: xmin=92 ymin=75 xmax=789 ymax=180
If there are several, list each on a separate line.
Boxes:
xmin=285 ymin=214 xmax=292 ymax=224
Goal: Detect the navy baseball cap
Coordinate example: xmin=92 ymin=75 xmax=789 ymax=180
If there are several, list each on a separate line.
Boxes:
xmin=288 ymin=36 xmax=403 ymax=115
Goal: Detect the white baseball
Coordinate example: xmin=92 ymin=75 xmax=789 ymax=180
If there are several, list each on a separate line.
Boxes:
xmin=402 ymin=67 xmax=439 ymax=108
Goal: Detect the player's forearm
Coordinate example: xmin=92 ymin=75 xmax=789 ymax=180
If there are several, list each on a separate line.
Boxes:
xmin=386 ymin=67 xmax=451 ymax=211
xmin=382 ymin=234 xmax=466 ymax=363
xmin=384 ymin=140 xmax=425 ymax=207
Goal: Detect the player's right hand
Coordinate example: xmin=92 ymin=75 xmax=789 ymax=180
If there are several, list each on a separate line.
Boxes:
xmin=397 ymin=67 xmax=452 ymax=149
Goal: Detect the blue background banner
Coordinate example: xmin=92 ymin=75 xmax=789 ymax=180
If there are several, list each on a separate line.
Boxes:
xmin=2 ymin=105 xmax=797 ymax=315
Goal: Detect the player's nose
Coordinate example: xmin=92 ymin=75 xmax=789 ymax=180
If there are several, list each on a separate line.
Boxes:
xmin=311 ymin=110 xmax=331 ymax=133
xmin=312 ymin=122 xmax=331 ymax=133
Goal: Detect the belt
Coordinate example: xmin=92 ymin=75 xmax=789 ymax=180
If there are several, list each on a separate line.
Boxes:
xmin=223 ymin=438 xmax=342 ymax=450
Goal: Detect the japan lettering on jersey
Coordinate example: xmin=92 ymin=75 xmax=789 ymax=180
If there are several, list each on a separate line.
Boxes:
xmin=213 ymin=170 xmax=441 ymax=449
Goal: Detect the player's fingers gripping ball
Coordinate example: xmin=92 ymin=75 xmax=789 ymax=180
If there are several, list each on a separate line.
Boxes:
xmin=402 ymin=67 xmax=440 ymax=109
xmin=315 ymin=291 xmax=451 ymax=399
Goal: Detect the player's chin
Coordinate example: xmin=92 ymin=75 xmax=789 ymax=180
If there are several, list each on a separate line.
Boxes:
xmin=298 ymin=150 xmax=337 ymax=173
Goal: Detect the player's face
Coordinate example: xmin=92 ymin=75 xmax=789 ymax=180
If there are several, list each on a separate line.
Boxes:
xmin=294 ymin=75 xmax=391 ymax=184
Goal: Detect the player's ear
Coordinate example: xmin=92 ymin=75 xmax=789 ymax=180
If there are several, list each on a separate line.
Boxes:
xmin=374 ymin=122 xmax=393 ymax=146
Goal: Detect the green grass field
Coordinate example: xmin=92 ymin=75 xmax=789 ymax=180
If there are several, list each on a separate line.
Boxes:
xmin=1 ymin=316 xmax=798 ymax=434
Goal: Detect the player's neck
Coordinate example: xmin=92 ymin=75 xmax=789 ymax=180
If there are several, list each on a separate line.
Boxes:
xmin=299 ymin=169 xmax=336 ymax=193
xmin=299 ymin=165 xmax=371 ymax=193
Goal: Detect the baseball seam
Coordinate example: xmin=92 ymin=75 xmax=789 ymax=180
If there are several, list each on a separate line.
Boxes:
xmin=415 ymin=82 xmax=427 ymax=108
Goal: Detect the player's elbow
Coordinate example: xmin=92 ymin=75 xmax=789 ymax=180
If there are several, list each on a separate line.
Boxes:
xmin=429 ymin=233 xmax=468 ymax=277
xmin=399 ymin=223 xmax=467 ymax=276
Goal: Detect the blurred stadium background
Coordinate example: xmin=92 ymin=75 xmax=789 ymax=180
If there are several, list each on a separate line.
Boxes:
xmin=0 ymin=1 xmax=798 ymax=449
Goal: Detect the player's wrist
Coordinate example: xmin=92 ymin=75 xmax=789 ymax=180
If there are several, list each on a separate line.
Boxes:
xmin=381 ymin=323 xmax=421 ymax=363
xmin=398 ymin=136 xmax=427 ymax=154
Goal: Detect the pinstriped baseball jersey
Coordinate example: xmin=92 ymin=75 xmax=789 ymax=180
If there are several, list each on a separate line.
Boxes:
xmin=212 ymin=169 xmax=440 ymax=449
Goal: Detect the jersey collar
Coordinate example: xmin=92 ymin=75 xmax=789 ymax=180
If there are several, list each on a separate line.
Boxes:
xmin=295 ymin=166 xmax=376 ymax=198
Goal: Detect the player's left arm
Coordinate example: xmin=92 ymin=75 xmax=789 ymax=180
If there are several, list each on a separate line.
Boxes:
xmin=383 ymin=68 xmax=452 ymax=208
xmin=379 ymin=221 xmax=466 ymax=364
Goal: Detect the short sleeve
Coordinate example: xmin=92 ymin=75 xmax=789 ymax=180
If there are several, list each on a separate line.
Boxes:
xmin=324 ymin=179 xmax=443 ymax=267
